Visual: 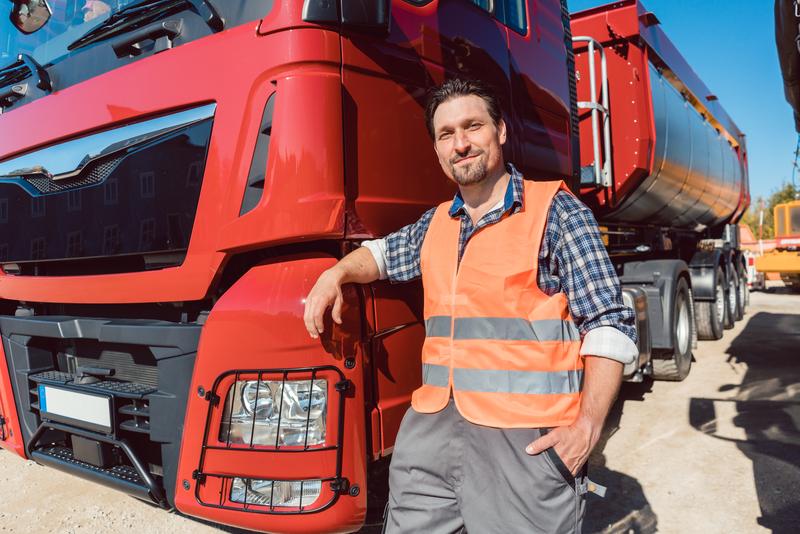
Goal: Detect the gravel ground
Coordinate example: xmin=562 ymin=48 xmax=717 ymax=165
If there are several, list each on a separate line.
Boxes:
xmin=0 ymin=284 xmax=797 ymax=533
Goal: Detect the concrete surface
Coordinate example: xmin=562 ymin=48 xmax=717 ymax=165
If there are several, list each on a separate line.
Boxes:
xmin=0 ymin=285 xmax=797 ymax=533
xmin=582 ymin=283 xmax=800 ymax=534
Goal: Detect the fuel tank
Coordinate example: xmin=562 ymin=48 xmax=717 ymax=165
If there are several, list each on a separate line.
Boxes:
xmin=571 ymin=0 xmax=749 ymax=229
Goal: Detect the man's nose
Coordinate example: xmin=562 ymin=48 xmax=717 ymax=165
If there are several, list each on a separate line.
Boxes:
xmin=453 ymin=130 xmax=471 ymax=154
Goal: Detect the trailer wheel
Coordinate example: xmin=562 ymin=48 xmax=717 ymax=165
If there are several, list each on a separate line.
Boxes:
xmin=695 ymin=267 xmax=725 ymax=340
xmin=652 ymin=277 xmax=692 ymax=381
xmin=737 ymin=265 xmax=748 ymax=318
xmin=723 ymin=270 xmax=737 ymax=329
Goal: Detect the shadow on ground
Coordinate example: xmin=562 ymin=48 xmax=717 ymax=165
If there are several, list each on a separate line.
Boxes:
xmin=689 ymin=310 xmax=800 ymax=533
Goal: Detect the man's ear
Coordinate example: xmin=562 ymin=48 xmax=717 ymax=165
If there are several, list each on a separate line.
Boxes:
xmin=497 ymin=118 xmax=507 ymax=145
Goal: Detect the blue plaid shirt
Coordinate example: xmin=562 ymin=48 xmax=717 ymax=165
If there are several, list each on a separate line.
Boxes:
xmin=372 ymin=165 xmax=637 ymax=348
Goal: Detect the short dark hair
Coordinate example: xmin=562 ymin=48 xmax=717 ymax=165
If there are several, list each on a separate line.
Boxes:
xmin=424 ymin=78 xmax=502 ymax=139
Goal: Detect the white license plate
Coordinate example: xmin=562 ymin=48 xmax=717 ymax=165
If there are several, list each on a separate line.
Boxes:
xmin=38 ymin=385 xmax=112 ymax=433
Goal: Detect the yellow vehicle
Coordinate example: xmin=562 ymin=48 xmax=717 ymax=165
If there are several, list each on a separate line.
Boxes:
xmin=756 ymin=200 xmax=800 ymax=288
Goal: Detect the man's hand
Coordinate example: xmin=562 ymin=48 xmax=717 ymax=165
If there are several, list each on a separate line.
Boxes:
xmin=302 ymin=246 xmax=382 ymax=339
xmin=525 ymin=417 xmax=601 ymax=475
xmin=303 ymin=268 xmax=345 ymax=339
xmin=525 ymin=356 xmax=623 ymax=474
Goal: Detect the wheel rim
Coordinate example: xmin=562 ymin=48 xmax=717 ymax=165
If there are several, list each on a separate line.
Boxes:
xmin=676 ymin=295 xmax=690 ymax=355
xmin=715 ymin=282 xmax=725 ymax=320
xmin=739 ymin=278 xmax=747 ymax=308
xmin=728 ymin=279 xmax=736 ymax=315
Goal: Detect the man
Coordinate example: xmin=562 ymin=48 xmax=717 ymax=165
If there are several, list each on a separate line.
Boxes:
xmin=303 ymin=78 xmax=638 ymax=533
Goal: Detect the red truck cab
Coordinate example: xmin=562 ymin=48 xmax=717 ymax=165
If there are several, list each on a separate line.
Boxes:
xmin=0 ymin=1 xmax=575 ymax=532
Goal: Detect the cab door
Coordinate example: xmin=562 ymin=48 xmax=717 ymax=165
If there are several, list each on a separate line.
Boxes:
xmin=341 ymin=0 xmax=513 ymax=455
xmin=505 ymin=0 xmax=575 ymax=181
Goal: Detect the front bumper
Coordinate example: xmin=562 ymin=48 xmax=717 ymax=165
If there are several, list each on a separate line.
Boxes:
xmin=0 ymin=256 xmax=368 ymax=533
xmin=0 ymin=314 xmax=200 ymax=507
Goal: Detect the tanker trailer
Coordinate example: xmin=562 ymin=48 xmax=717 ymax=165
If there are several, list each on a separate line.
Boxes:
xmin=570 ymin=0 xmax=750 ymax=381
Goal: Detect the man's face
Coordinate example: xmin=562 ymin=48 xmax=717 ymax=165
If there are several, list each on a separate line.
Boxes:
xmin=432 ymin=94 xmax=506 ymax=187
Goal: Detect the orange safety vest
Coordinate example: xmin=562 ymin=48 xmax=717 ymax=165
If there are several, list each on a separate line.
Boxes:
xmin=412 ymin=178 xmax=583 ymax=428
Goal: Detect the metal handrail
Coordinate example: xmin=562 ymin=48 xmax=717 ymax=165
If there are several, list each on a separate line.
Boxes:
xmin=573 ymin=36 xmax=613 ymax=187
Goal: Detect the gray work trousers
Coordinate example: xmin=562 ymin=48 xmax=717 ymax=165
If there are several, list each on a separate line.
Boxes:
xmin=384 ymin=400 xmax=587 ymax=533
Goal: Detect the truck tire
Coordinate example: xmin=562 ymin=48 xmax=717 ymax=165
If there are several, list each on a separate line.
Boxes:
xmin=724 ymin=269 xmax=737 ymax=329
xmin=652 ymin=277 xmax=692 ymax=381
xmin=737 ymin=264 xmax=748 ymax=317
xmin=695 ymin=267 xmax=725 ymax=340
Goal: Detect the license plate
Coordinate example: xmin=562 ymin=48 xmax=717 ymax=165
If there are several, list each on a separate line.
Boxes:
xmin=38 ymin=385 xmax=112 ymax=433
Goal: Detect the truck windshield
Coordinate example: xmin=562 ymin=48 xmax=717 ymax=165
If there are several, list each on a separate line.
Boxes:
xmin=0 ymin=0 xmax=145 ymax=68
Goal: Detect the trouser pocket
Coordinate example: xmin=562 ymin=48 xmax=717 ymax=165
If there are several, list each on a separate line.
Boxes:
xmin=545 ymin=445 xmax=576 ymax=487
xmin=539 ymin=427 xmax=585 ymax=491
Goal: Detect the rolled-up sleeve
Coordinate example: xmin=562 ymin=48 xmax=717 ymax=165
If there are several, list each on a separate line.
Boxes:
xmin=361 ymin=238 xmax=389 ymax=280
xmin=361 ymin=207 xmax=436 ymax=284
xmin=546 ymin=192 xmax=639 ymax=364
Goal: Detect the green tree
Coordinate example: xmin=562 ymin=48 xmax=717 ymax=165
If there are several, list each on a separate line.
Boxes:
xmin=741 ymin=197 xmax=763 ymax=238
xmin=741 ymin=182 xmax=799 ymax=239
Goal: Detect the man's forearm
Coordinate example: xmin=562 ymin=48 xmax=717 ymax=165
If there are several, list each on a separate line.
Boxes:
xmin=330 ymin=246 xmax=382 ymax=285
xmin=577 ymin=356 xmax=623 ymax=429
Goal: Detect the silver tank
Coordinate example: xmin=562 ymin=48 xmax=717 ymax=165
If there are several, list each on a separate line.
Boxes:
xmin=607 ymin=65 xmax=743 ymax=229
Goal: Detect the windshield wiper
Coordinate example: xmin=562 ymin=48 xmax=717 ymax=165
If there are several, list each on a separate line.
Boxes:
xmin=68 ymin=0 xmax=223 ymax=52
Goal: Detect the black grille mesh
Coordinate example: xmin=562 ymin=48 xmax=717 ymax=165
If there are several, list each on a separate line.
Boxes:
xmin=23 ymin=156 xmax=123 ymax=194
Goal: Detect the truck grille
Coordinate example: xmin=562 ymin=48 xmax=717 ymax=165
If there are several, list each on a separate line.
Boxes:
xmin=23 ymin=156 xmax=123 ymax=194
xmin=0 ymin=109 xmax=214 ymax=272
xmin=0 ymin=314 xmax=200 ymax=507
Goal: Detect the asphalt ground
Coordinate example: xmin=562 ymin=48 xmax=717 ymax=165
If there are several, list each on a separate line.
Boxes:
xmin=0 ymin=284 xmax=797 ymax=533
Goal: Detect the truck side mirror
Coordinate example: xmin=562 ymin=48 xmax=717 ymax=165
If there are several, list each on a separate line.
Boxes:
xmin=9 ymin=0 xmax=52 ymax=34
xmin=303 ymin=0 xmax=392 ymax=34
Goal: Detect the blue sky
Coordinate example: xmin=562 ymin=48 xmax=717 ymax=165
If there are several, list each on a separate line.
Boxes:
xmin=569 ymin=0 xmax=796 ymax=202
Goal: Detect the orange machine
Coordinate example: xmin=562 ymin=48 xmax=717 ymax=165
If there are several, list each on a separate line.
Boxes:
xmin=756 ymin=201 xmax=800 ymax=288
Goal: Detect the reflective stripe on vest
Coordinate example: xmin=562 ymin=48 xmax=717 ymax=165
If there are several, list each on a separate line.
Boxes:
xmin=422 ymin=363 xmax=583 ymax=394
xmin=425 ymin=316 xmax=580 ymax=342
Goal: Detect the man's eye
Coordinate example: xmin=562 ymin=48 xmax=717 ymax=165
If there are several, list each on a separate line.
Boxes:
xmin=439 ymin=132 xmax=453 ymax=141
xmin=468 ymin=123 xmax=482 ymax=130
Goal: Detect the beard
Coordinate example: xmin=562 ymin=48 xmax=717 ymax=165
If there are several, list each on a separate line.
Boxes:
xmin=448 ymin=151 xmax=488 ymax=186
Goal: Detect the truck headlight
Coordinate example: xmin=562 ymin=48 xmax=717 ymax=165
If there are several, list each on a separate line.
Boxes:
xmin=230 ymin=477 xmax=322 ymax=508
xmin=219 ymin=379 xmax=327 ymax=447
